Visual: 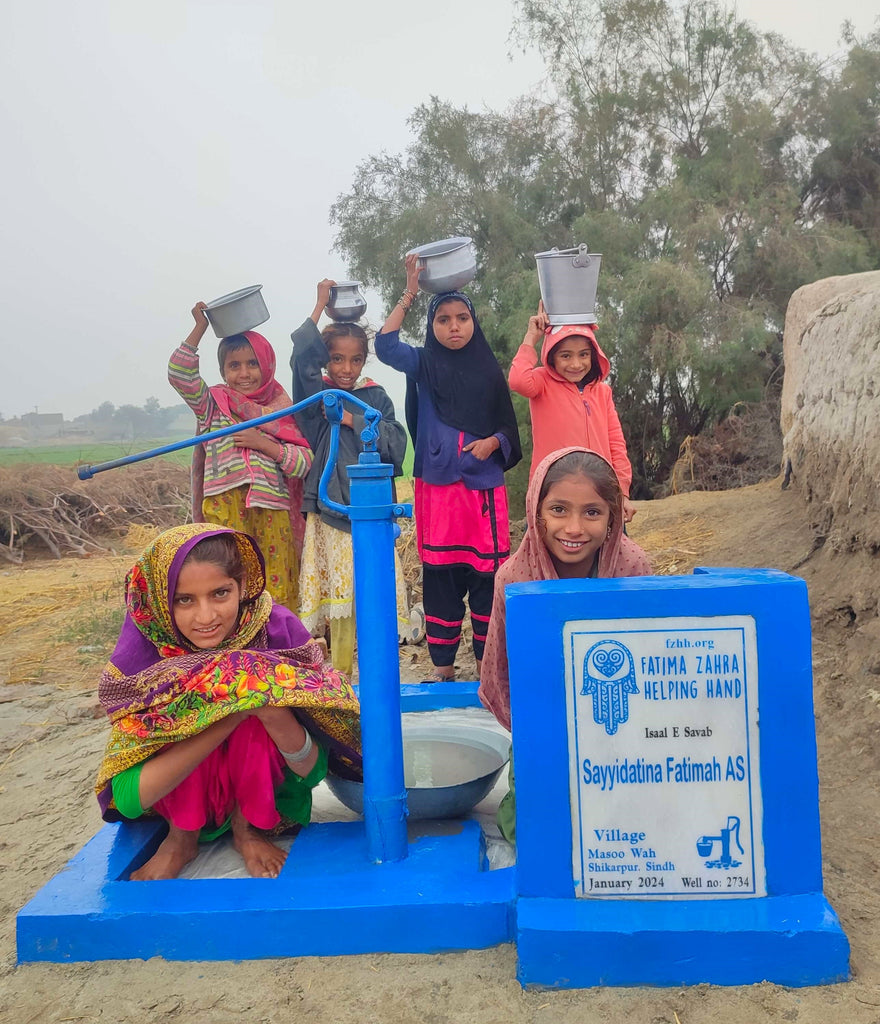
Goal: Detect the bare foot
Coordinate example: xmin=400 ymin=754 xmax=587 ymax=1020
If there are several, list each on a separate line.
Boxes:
xmin=130 ymin=824 xmax=199 ymax=880
xmin=231 ymin=805 xmax=287 ymax=878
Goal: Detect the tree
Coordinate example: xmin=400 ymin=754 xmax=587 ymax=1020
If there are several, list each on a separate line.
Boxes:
xmin=332 ymin=0 xmax=875 ymax=502
xmin=802 ymin=24 xmax=880 ymax=261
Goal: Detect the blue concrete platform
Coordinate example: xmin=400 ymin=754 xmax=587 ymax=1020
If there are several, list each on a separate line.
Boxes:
xmin=17 ymin=817 xmax=515 ymax=962
xmin=506 ymin=569 xmax=851 ymax=988
xmin=517 ymin=893 xmax=850 ymax=988
xmin=398 ymin=680 xmax=482 ymax=711
xmin=17 ymin=679 xmax=504 ymax=964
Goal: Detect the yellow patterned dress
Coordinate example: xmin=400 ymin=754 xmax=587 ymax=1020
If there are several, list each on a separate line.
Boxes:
xmin=297 ymin=513 xmax=410 ymax=675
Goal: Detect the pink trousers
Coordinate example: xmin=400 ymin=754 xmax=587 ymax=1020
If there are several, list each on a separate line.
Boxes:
xmin=154 ymin=717 xmax=286 ymax=832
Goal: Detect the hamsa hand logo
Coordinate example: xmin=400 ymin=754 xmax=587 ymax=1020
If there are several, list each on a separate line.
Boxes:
xmin=581 ymin=639 xmax=638 ymax=735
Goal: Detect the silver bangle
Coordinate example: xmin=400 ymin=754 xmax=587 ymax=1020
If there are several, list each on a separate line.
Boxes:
xmin=279 ymin=730 xmax=313 ymax=764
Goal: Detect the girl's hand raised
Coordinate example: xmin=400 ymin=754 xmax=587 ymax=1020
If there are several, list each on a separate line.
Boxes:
xmin=317 ymin=279 xmax=335 ymax=308
xmin=404 ymin=252 xmax=422 ymax=295
xmin=524 ymin=300 xmax=549 ymax=347
xmin=463 ymin=436 xmax=500 ymax=461
xmin=310 ymin=279 xmax=337 ymax=325
xmin=184 ymin=301 xmax=210 ymax=349
xmin=379 ymin=253 xmax=421 ymax=334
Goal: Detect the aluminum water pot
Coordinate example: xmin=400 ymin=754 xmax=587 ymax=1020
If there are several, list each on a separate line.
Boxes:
xmin=407 ymin=236 xmax=477 ymax=294
xmin=535 ymin=244 xmax=602 ymax=324
xmin=326 ymin=281 xmax=367 ymax=322
xmin=204 ymin=285 xmax=269 ymax=338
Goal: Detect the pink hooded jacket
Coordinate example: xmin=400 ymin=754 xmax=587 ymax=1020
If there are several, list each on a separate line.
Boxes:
xmin=508 ymin=325 xmax=633 ymax=495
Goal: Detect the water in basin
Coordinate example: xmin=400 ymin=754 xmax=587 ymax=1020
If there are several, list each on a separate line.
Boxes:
xmin=404 ymin=737 xmax=503 ymax=788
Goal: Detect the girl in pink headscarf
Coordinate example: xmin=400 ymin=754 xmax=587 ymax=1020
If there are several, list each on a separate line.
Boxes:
xmin=168 ymin=302 xmax=313 ymax=612
xmin=478 ymin=447 xmax=651 ymax=842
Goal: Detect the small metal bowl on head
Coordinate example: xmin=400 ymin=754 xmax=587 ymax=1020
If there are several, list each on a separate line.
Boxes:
xmin=326 ymin=282 xmax=368 ymax=323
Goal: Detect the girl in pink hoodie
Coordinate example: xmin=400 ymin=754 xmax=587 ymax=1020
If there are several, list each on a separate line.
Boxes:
xmin=508 ymin=303 xmax=636 ymax=523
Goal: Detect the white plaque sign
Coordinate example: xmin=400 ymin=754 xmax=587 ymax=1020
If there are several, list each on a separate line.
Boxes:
xmin=564 ymin=615 xmax=764 ymax=899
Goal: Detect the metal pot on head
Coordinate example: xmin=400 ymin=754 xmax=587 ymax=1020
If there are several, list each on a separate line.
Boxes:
xmin=535 ymin=244 xmax=602 ymax=325
xmin=407 ymin=237 xmax=477 ymax=294
xmin=203 ymin=285 xmax=269 ymax=339
xmin=325 ymin=281 xmax=367 ymax=323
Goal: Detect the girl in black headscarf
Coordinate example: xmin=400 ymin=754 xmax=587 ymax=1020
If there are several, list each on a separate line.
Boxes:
xmin=375 ymin=253 xmax=522 ymax=681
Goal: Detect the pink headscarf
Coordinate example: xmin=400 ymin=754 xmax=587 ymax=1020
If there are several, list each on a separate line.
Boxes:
xmin=478 ymin=446 xmax=652 ymax=730
xmin=194 ymin=332 xmax=308 ymax=554
xmin=210 ymin=331 xmax=303 ymax=445
xmin=541 ymin=324 xmax=610 ymax=385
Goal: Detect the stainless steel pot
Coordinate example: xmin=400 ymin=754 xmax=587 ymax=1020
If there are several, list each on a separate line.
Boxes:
xmin=325 ymin=720 xmax=510 ymax=820
xmin=204 ymin=285 xmax=269 ymax=338
xmin=535 ymin=244 xmax=602 ymax=324
xmin=407 ymin=236 xmax=477 ymax=294
xmin=326 ymin=281 xmax=367 ymax=322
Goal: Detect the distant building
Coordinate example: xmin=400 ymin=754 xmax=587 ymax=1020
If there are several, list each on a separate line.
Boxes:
xmin=20 ymin=412 xmax=65 ymax=437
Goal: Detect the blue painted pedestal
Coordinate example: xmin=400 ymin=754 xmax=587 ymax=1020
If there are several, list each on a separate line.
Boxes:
xmin=507 ymin=568 xmax=849 ymax=988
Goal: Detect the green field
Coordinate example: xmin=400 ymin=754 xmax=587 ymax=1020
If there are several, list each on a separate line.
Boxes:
xmin=0 ymin=437 xmax=415 ymax=474
xmin=0 ymin=439 xmax=193 ymax=468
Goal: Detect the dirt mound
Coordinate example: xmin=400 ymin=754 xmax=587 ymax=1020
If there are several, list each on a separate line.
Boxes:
xmin=781 ymin=271 xmax=880 ymax=555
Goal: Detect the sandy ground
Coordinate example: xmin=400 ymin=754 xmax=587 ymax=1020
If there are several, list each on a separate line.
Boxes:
xmin=2 ymin=478 xmax=880 ymax=1022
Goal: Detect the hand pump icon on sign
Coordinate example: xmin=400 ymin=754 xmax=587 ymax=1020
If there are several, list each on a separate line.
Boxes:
xmin=696 ymin=816 xmax=745 ymax=869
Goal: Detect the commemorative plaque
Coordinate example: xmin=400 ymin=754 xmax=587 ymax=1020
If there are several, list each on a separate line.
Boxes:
xmin=507 ymin=570 xmax=849 ymax=988
xmin=563 ymin=615 xmax=764 ymax=898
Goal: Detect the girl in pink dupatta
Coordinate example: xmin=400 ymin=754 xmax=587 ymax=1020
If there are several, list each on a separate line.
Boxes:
xmin=169 ymin=303 xmax=313 ymax=611
xmin=478 ymin=447 xmax=651 ymax=842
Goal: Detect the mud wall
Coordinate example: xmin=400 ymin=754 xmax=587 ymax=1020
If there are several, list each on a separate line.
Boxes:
xmin=781 ymin=270 xmax=880 ymax=554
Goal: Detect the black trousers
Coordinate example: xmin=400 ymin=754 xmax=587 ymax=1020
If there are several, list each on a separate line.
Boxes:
xmin=422 ymin=564 xmax=495 ymax=667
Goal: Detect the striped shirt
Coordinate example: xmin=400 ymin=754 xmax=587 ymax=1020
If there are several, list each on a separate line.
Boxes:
xmin=168 ymin=343 xmax=312 ymax=511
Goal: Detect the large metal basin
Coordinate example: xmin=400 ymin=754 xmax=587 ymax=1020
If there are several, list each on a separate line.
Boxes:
xmin=407 ymin=237 xmax=477 ymax=295
xmin=204 ymin=284 xmax=269 ymax=338
xmin=325 ymin=720 xmax=509 ymax=820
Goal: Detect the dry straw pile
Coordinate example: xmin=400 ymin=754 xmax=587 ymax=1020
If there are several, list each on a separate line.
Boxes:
xmin=0 ymin=461 xmax=190 ymax=563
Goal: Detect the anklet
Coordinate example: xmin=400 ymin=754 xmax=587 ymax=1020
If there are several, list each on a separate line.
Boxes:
xmin=279 ymin=731 xmax=313 ymax=764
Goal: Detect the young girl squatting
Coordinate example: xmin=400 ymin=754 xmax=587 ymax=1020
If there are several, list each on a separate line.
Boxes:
xmin=95 ymin=524 xmax=361 ymax=880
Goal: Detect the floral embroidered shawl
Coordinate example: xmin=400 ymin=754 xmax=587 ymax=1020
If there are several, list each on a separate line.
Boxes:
xmin=95 ymin=523 xmax=361 ymax=818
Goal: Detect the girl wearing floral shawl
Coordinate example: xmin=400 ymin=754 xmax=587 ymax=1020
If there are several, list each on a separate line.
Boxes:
xmin=95 ymin=523 xmax=361 ymax=880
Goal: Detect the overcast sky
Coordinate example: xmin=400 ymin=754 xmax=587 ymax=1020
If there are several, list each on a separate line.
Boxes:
xmin=1 ymin=0 xmax=877 ymax=422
